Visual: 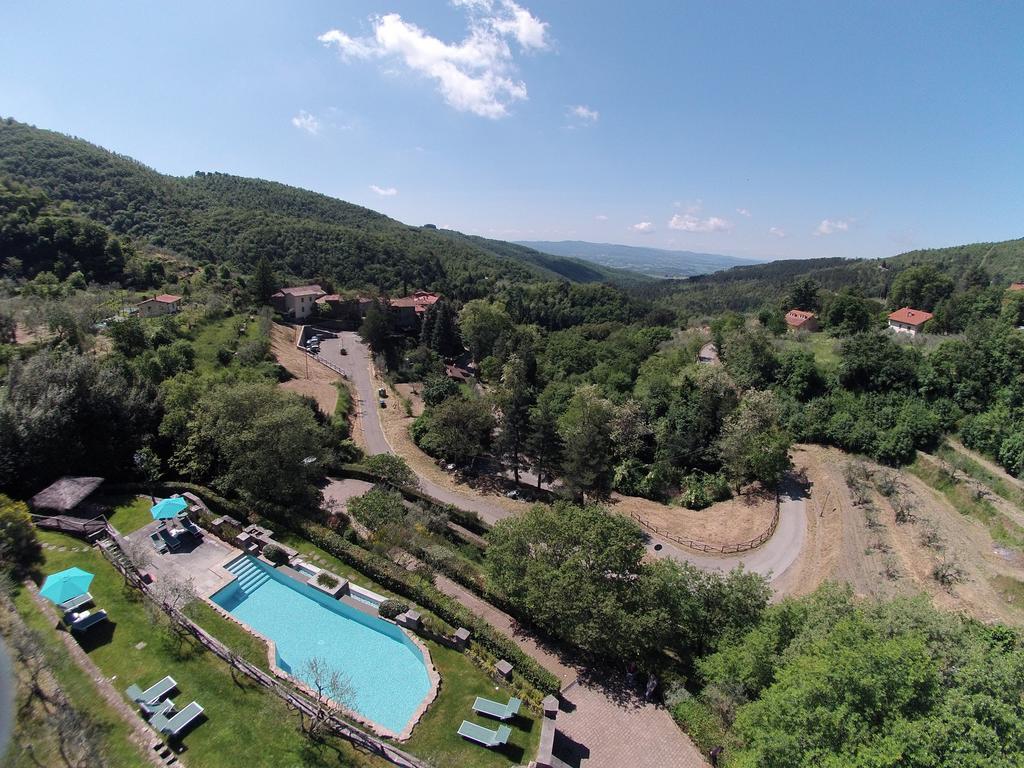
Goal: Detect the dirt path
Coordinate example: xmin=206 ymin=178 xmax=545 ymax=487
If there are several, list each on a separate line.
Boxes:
xmin=610 ymin=488 xmax=776 ymax=546
xmin=270 ymin=323 xmax=343 ymax=416
xmin=946 ymin=439 xmax=1024 ymax=495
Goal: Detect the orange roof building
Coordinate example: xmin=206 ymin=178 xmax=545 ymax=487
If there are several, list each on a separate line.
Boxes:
xmin=785 ymin=309 xmax=819 ymax=332
xmin=888 ymin=306 xmax=934 ymax=336
xmin=1009 ymin=282 xmax=1024 ymax=292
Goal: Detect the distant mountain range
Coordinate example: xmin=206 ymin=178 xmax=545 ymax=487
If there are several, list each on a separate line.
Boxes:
xmin=516 ymin=240 xmax=763 ymax=278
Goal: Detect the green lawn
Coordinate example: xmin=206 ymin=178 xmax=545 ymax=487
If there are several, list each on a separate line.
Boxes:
xmin=777 ymin=332 xmax=840 ymax=369
xmin=406 ymin=643 xmax=539 ymax=768
xmin=20 ymin=531 xmax=388 ymax=768
xmin=6 ymin=589 xmax=152 ymax=768
xmin=189 ymin=314 xmax=262 ymax=374
xmin=24 ymin=529 xmax=539 ymax=768
xmin=98 ymin=494 xmax=155 ymax=534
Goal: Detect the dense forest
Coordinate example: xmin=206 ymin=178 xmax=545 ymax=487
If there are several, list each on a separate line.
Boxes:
xmin=0 ymin=119 xmax=635 ymax=299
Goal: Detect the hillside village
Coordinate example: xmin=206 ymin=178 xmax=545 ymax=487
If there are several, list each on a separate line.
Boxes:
xmin=2 ymin=17 xmax=1024 ymax=767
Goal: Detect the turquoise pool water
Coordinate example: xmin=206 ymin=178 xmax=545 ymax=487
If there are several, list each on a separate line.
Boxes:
xmin=211 ymin=556 xmax=431 ymax=733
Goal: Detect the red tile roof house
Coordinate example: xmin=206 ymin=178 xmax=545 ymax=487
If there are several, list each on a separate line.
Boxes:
xmin=271 ymin=284 xmax=327 ymax=320
xmin=785 ymin=309 xmax=819 ymax=332
xmin=388 ymin=290 xmax=441 ymax=330
xmin=136 ymin=293 xmax=183 ymax=318
xmin=888 ymin=307 xmax=934 ymax=336
xmin=1009 ymin=282 xmax=1024 ymax=292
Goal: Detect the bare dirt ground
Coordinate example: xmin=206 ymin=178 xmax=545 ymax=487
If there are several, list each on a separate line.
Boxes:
xmin=393 ymin=383 xmax=426 ymax=417
xmin=776 ymin=444 xmax=1024 ymax=624
xmin=270 ymin=323 xmax=343 ymax=417
xmin=608 ymin=487 xmax=776 ymax=545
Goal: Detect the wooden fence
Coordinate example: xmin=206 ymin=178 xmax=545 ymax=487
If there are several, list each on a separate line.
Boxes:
xmin=629 ymin=495 xmax=781 ymax=555
xmin=95 ymin=538 xmax=430 ymax=768
xmin=31 ymin=512 xmax=110 ymax=541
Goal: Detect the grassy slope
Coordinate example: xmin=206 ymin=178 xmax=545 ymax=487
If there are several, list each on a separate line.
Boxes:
xmin=25 ymin=529 xmax=538 ymax=768
xmin=22 ymin=531 xmax=387 ymax=768
xmin=6 ymin=587 xmax=153 ymax=768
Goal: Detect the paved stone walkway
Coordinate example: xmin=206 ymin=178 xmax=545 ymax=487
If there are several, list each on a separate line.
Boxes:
xmin=433 ymin=576 xmax=709 ymax=768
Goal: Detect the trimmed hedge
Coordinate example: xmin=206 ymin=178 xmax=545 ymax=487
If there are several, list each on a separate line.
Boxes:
xmin=103 ymin=480 xmax=247 ymax=522
xmin=297 ymin=520 xmax=560 ymax=695
xmin=339 ymin=464 xmax=488 ymax=535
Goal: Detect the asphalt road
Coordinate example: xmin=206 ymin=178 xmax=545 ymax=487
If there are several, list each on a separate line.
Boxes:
xmin=319 ymin=332 xmax=806 ymax=581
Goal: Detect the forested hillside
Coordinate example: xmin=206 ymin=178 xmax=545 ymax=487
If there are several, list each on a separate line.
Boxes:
xmin=0 ymin=118 xmax=631 ymax=298
xmin=659 ymin=240 xmax=1024 ymax=315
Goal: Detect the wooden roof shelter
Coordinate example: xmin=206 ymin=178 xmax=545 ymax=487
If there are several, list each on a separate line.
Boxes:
xmin=30 ymin=476 xmax=104 ymax=514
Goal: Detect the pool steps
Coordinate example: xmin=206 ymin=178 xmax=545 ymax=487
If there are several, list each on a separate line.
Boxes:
xmin=226 ymin=558 xmax=271 ymax=595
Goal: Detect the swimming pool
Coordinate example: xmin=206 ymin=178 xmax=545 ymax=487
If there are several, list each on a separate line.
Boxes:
xmin=211 ymin=556 xmax=432 ymax=735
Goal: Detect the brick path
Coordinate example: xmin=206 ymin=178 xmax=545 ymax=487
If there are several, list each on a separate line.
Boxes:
xmin=433 ymin=576 xmax=709 ymax=768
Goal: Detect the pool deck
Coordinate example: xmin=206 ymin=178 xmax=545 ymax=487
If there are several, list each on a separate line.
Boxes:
xmin=121 ymin=521 xmax=240 ymax=596
xmin=202 ymin=553 xmax=440 ymax=741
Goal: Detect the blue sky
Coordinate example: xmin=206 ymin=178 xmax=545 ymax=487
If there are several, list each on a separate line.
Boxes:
xmin=1 ymin=1 xmax=1022 ymax=260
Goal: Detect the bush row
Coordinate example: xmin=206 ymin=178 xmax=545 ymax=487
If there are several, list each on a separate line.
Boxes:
xmin=297 ymin=520 xmax=560 ymax=695
xmin=104 ymin=480 xmax=248 ymax=522
xmin=339 ymin=464 xmax=489 ymax=535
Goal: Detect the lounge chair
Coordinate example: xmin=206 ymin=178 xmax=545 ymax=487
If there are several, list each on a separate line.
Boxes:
xmin=457 ymin=720 xmax=512 ymax=748
xmin=67 ymin=609 xmax=108 ymax=633
xmin=151 ymin=701 xmax=204 ymax=738
xmin=58 ymin=592 xmax=93 ymax=612
xmin=140 ymin=697 xmax=176 ymax=719
xmin=159 ymin=528 xmax=181 ymax=551
xmin=127 ymin=675 xmax=177 ymax=705
xmin=473 ymin=696 xmax=521 ymax=721
xmin=179 ymin=516 xmax=203 ymax=537
xmin=150 ymin=532 xmax=168 ymax=553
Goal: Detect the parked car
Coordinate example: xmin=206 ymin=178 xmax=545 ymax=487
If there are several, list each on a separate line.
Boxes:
xmin=378 ymin=388 xmax=387 ymax=398
xmin=379 ymin=399 xmax=387 ymax=408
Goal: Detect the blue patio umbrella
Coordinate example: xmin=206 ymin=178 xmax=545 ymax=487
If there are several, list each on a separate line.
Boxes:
xmin=40 ymin=567 xmax=94 ymax=605
xmin=151 ymin=496 xmax=188 ymax=520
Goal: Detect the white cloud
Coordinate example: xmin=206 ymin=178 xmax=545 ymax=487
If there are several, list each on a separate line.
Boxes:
xmin=736 ymin=207 xmax=751 ymax=217
xmin=594 ymin=214 xmax=608 ymax=221
xmin=632 ymin=221 xmax=654 ymax=232
xmin=768 ymin=226 xmax=786 ymax=238
xmin=370 ymin=185 xmax=398 ymax=197
xmin=492 ymin=1 xmax=549 ymax=50
xmin=815 ymin=218 xmax=851 ymax=236
xmin=319 ymin=2 xmax=550 ymax=118
xmin=291 ymin=110 xmax=322 ymax=135
xmin=668 ymin=213 xmax=731 ymax=233
xmin=568 ymin=104 xmax=599 ymax=122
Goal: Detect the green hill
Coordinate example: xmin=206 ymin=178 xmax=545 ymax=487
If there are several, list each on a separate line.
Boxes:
xmin=0 ymin=118 xmax=641 ymax=297
xmin=662 ymin=242 xmax=1024 ymax=315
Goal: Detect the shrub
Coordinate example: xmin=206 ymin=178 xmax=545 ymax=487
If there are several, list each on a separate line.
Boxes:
xmin=361 ymin=454 xmax=418 ymax=488
xmin=379 ymin=598 xmax=409 ymax=619
xmin=262 ymin=543 xmax=288 ymax=565
xmin=679 ymin=472 xmax=732 ymax=510
xmin=316 ymin=572 xmax=339 ymax=588
xmin=933 ymin=557 xmax=967 ymax=589
xmin=348 ymin=488 xmax=406 ymax=532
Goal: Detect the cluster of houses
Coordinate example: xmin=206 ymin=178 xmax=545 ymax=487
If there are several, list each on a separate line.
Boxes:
xmin=783 ymin=305 xmax=935 ymax=336
xmin=270 ymin=284 xmax=441 ymax=330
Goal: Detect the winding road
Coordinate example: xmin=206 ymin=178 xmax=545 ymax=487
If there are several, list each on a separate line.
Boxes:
xmin=317 ymin=331 xmax=807 ymax=581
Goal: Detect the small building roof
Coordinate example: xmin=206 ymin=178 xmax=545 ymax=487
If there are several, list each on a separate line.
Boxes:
xmin=888 ymin=307 xmax=934 ymax=327
xmin=785 ymin=309 xmax=817 ymax=327
xmin=1010 ymin=282 xmax=1024 ymax=292
xmin=316 ymin=294 xmax=342 ymax=303
xmin=274 ymin=284 xmax=326 ymax=298
xmin=138 ymin=294 xmax=182 ymax=305
xmin=390 ymin=291 xmax=441 ymax=313
xmin=30 ymin=476 xmax=104 ymax=513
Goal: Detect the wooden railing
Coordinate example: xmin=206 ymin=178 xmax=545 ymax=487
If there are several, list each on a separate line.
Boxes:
xmin=31 ymin=512 xmax=113 ymax=541
xmin=95 ymin=538 xmax=429 ymax=768
xmin=629 ymin=495 xmax=781 ymax=555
